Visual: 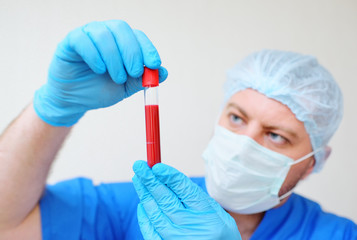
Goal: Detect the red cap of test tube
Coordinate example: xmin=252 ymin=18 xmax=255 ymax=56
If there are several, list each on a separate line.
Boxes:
xmin=142 ymin=68 xmax=159 ymax=87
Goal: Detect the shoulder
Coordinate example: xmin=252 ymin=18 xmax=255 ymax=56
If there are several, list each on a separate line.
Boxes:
xmin=289 ymin=194 xmax=357 ymax=239
xmin=254 ymin=193 xmax=357 ymax=239
xmin=290 ymin=194 xmax=353 ymax=223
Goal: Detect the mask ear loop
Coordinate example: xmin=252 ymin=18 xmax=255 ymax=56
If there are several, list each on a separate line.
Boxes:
xmin=289 ymin=147 xmax=324 ymax=166
xmin=279 ymin=188 xmax=294 ymax=201
xmin=280 ymin=147 xmax=324 ymax=201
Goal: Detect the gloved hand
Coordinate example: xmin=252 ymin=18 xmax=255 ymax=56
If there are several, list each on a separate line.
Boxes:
xmin=34 ymin=20 xmax=168 ymax=127
xmin=132 ymin=160 xmax=242 ymax=240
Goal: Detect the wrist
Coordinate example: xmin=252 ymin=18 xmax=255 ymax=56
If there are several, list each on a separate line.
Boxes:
xmin=33 ymin=85 xmax=85 ymax=127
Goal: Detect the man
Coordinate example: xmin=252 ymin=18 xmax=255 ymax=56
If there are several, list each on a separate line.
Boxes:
xmin=132 ymin=50 xmax=357 ymax=239
xmin=0 ymin=20 xmax=355 ymax=239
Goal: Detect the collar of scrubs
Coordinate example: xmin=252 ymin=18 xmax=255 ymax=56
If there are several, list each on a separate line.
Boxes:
xmin=250 ymin=193 xmax=299 ymax=239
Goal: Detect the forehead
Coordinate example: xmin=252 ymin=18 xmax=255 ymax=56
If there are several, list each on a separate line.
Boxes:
xmin=225 ymin=89 xmax=307 ymax=134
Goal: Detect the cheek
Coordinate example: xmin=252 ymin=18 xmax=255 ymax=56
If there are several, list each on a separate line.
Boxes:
xmin=278 ymin=158 xmax=313 ymax=196
xmin=287 ymin=162 xmax=308 ymax=178
xmin=290 ymin=157 xmax=315 ymax=180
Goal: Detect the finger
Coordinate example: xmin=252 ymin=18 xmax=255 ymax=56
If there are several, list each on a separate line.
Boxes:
xmin=137 ymin=203 xmax=162 ymax=240
xmin=134 ymin=180 xmax=172 ymax=234
xmin=140 ymin=197 xmax=171 ymax=235
xmin=122 ymin=75 xmax=144 ymax=99
xmin=158 ymin=66 xmax=168 ymax=84
xmin=122 ymin=65 xmax=168 ymax=99
xmin=152 ymin=163 xmax=213 ymax=211
xmin=133 ymin=161 xmax=182 ymax=211
xmin=133 ymin=170 xmax=196 ymax=227
xmin=133 ymin=29 xmax=161 ymax=69
xmin=62 ymin=27 xmax=106 ymax=74
xmin=132 ymin=174 xmax=153 ymax=203
xmin=83 ymin=21 xmax=127 ymax=84
xmin=105 ymin=20 xmax=144 ymax=78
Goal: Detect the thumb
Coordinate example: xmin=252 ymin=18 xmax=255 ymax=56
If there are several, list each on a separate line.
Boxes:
xmin=152 ymin=163 xmax=212 ymax=211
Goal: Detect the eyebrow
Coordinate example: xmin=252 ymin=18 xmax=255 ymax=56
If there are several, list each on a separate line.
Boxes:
xmin=226 ymin=102 xmax=298 ymax=139
xmin=265 ymin=125 xmax=298 ymax=139
xmin=226 ymin=103 xmax=249 ymax=118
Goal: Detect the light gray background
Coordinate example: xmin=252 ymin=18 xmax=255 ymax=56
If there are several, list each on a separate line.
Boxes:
xmin=1 ymin=0 xmax=356 ymax=222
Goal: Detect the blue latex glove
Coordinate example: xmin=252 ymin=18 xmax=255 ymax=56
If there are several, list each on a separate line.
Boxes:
xmin=132 ymin=160 xmax=242 ymax=240
xmin=34 ymin=20 xmax=168 ymax=127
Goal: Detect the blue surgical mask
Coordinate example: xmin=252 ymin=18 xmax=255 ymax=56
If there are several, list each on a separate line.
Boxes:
xmin=202 ymin=125 xmax=321 ymax=214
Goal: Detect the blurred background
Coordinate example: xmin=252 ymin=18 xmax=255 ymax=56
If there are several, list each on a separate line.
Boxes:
xmin=0 ymin=0 xmax=356 ymax=222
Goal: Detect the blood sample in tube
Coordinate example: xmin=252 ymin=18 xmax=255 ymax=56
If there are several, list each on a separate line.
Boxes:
xmin=142 ymin=68 xmax=161 ymax=167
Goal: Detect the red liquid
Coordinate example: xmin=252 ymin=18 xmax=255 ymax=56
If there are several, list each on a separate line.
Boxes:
xmin=145 ymin=105 xmax=161 ymax=167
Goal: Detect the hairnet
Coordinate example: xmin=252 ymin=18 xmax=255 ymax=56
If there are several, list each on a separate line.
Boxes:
xmin=223 ymin=49 xmax=343 ymax=172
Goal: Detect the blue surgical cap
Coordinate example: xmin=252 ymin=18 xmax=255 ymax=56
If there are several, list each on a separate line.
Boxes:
xmin=224 ymin=49 xmax=343 ymax=172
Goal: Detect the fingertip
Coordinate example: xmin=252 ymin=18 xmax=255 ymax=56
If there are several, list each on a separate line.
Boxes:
xmin=151 ymin=162 xmax=174 ymax=178
xmin=113 ymin=71 xmax=128 ymax=84
xmin=133 ymin=160 xmax=147 ymax=173
xmin=124 ymin=50 xmax=144 ymax=78
xmin=129 ymin=65 xmax=144 ymax=78
xmin=105 ymin=20 xmax=144 ymax=80
xmin=92 ymin=62 xmax=107 ymax=75
xmin=158 ymin=66 xmax=168 ymax=83
xmin=151 ymin=163 xmax=165 ymax=173
xmin=133 ymin=29 xmax=161 ymax=69
xmin=145 ymin=57 xmax=161 ymax=70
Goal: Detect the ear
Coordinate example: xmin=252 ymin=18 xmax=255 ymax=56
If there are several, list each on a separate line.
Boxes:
xmin=302 ymin=158 xmax=315 ymax=180
xmin=302 ymin=146 xmax=331 ymax=179
xmin=324 ymin=146 xmax=332 ymax=160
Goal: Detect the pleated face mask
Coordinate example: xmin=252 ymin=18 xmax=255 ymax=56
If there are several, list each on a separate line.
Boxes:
xmin=202 ymin=125 xmax=320 ymax=214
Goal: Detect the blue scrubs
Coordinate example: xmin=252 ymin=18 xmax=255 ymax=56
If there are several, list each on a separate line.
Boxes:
xmin=40 ymin=177 xmax=357 ymax=239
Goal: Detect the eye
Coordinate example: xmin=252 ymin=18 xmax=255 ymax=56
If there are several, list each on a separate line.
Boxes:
xmin=268 ymin=132 xmax=288 ymax=145
xmin=229 ymin=113 xmax=243 ymax=126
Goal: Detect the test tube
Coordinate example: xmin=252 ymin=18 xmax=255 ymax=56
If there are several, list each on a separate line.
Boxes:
xmin=142 ymin=67 xmax=161 ymax=168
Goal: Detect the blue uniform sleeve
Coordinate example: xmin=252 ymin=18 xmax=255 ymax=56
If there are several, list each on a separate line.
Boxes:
xmin=39 ymin=178 xmax=143 ymax=240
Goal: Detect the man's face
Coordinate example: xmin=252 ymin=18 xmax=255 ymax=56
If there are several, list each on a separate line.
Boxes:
xmin=218 ymin=88 xmax=315 ymax=201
